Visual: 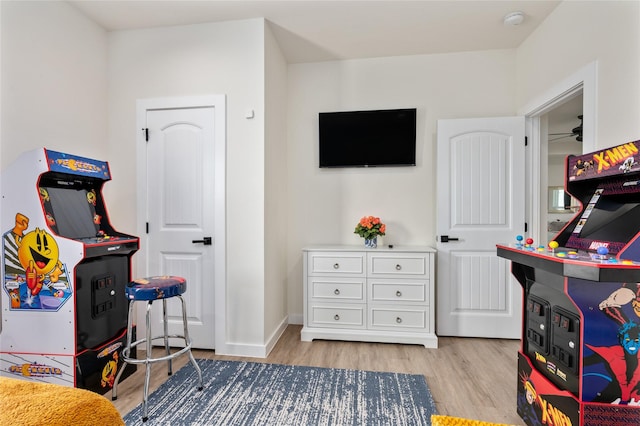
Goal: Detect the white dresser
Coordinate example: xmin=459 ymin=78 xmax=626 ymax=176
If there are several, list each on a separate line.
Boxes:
xmin=301 ymin=246 xmax=437 ymax=348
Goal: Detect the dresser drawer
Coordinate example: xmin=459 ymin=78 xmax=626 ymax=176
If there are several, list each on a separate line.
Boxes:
xmin=368 ymin=253 xmax=428 ymax=277
xmin=369 ymin=279 xmax=427 ymax=303
xmin=309 ymin=277 xmax=365 ymax=302
xmin=369 ymin=306 xmax=428 ymax=330
xmin=309 ymin=252 xmax=365 ymax=276
xmin=308 ymin=304 xmax=366 ymax=329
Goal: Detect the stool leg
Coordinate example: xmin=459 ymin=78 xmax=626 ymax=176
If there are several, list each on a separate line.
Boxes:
xmin=163 ymin=298 xmax=172 ymax=375
xmin=179 ymin=295 xmax=203 ymax=390
xmin=112 ymin=299 xmax=135 ymax=401
xmin=142 ymin=300 xmax=153 ymax=422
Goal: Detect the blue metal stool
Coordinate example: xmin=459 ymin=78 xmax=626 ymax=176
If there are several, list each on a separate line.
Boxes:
xmin=112 ymin=276 xmax=203 ymax=422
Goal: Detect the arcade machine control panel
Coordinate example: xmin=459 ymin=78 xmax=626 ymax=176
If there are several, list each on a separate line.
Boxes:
xmin=498 ymin=235 xmax=640 ymax=282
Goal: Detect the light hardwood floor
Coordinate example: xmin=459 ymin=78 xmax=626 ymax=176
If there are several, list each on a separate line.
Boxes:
xmin=107 ymin=325 xmax=525 ymax=425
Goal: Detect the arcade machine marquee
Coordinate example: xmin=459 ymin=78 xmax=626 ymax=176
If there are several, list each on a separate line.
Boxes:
xmin=0 ymin=148 xmax=139 ymax=393
xmin=498 ymin=140 xmax=640 ymax=426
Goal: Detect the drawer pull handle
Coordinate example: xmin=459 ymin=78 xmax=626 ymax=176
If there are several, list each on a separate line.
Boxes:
xmin=396 ymin=317 xmax=403 ymax=324
xmin=334 ymin=314 xmax=340 ymax=321
xmin=333 ymin=263 xmax=340 ymax=269
xmin=396 ymin=290 xmax=402 ymax=297
xmin=334 ymin=289 xmax=340 ymax=295
xmin=395 ymin=264 xmax=402 ymax=270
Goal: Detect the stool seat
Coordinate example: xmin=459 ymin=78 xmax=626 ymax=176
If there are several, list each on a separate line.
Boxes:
xmin=126 ymin=276 xmax=187 ymax=301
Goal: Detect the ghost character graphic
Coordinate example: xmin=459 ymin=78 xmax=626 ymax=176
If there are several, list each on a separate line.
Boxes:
xmin=9 ymin=289 xmax=20 ymax=308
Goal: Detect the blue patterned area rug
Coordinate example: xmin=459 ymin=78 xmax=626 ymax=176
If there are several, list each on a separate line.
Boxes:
xmin=123 ymin=359 xmax=437 ymax=425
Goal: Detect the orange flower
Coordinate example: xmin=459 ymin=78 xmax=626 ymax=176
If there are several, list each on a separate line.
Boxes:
xmin=354 ymin=215 xmax=386 ymax=239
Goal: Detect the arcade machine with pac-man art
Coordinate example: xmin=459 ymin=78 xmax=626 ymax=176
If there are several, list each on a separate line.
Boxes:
xmin=0 ymin=148 xmax=139 ymax=393
xmin=498 ymin=140 xmax=640 ymax=425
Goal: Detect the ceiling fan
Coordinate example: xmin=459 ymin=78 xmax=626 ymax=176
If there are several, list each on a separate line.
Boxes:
xmin=549 ymin=115 xmax=583 ymax=142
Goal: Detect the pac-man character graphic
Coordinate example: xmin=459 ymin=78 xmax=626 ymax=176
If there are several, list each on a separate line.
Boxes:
xmin=101 ymin=352 xmax=119 ymax=388
xmin=93 ymin=214 xmax=102 ymax=225
xmin=39 ymin=187 xmax=50 ymax=203
xmin=17 ymin=227 xmax=62 ymax=296
xmin=87 ymin=189 xmax=97 ymax=206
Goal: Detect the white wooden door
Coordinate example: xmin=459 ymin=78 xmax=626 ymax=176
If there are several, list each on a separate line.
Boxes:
xmin=144 ymin=105 xmax=217 ymax=349
xmin=436 ymin=117 xmax=525 ymax=338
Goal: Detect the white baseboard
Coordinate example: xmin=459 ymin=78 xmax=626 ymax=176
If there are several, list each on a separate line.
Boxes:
xmin=216 ymin=316 xmax=289 ymax=358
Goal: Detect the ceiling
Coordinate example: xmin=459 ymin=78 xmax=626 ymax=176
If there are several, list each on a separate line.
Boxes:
xmin=68 ymin=0 xmax=561 ymax=64
xmin=67 ymin=1 xmax=580 ymax=143
xmin=547 ymin=95 xmax=584 ymax=154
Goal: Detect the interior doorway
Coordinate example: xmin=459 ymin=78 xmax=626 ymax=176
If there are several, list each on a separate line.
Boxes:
xmin=523 ymin=61 xmax=597 ymax=246
xmin=542 ymin=95 xmax=584 ymax=243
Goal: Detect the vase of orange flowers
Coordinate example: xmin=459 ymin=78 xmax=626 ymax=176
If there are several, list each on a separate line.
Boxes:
xmin=354 ymin=216 xmax=386 ymax=248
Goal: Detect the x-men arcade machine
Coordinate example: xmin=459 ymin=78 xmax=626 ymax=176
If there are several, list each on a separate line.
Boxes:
xmin=0 ymin=148 xmax=138 ymax=393
xmin=498 ymin=140 xmax=640 ymax=426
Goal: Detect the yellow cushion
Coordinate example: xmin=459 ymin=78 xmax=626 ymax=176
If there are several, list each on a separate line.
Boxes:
xmin=431 ymin=414 xmax=513 ymax=426
xmin=0 ymin=376 xmax=124 ymax=426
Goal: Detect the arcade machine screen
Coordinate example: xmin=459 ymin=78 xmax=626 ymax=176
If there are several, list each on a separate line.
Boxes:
xmin=44 ymin=186 xmax=99 ymax=240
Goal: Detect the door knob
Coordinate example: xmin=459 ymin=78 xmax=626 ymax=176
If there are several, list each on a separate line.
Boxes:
xmin=192 ymin=237 xmax=212 ymax=245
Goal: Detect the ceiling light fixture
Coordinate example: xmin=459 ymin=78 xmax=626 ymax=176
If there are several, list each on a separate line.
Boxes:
xmin=503 ymin=11 xmax=525 ymax=26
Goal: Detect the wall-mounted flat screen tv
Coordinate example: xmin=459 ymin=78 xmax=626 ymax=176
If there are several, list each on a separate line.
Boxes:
xmin=319 ymin=108 xmax=416 ymax=168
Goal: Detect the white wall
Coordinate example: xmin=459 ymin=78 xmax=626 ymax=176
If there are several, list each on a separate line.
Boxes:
xmin=264 ymin=23 xmax=289 ymax=345
xmin=516 ymin=1 xmax=640 ymax=147
xmin=0 ymin=1 xmax=107 ymax=166
xmin=286 ymin=50 xmax=516 ymax=320
xmin=107 ymin=19 xmax=276 ymax=351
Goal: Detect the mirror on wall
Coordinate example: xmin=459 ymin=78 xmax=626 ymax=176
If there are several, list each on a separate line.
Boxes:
xmin=548 ymin=186 xmax=578 ymax=213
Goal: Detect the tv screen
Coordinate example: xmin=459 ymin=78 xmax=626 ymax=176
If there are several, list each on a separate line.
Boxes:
xmin=319 ymin=108 xmax=416 ymax=168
